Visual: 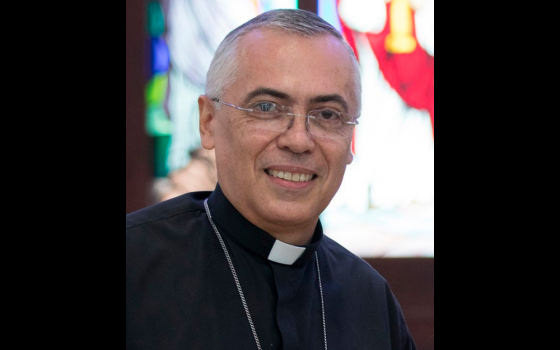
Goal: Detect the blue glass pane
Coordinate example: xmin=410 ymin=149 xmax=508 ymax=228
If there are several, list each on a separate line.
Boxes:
xmin=151 ymin=37 xmax=169 ymax=74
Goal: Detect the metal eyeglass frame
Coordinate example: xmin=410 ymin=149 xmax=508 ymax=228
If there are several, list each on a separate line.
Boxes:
xmin=210 ymin=98 xmax=359 ymax=136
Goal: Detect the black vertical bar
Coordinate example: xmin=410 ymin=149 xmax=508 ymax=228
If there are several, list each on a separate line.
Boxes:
xmin=126 ymin=0 xmax=151 ymax=213
xmin=298 ymin=0 xmax=318 ymax=13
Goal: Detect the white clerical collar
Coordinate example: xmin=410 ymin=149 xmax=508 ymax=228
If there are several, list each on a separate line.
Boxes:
xmin=206 ymin=185 xmax=322 ymax=266
xmin=267 ymin=239 xmax=306 ymax=265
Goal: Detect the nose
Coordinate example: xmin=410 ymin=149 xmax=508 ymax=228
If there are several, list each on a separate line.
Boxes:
xmin=276 ymin=114 xmax=315 ymax=154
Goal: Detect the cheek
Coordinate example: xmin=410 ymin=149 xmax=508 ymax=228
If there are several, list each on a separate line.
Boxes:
xmin=215 ymin=124 xmax=268 ymax=169
xmin=213 ymin=122 xmax=240 ymax=177
xmin=345 ymin=145 xmax=354 ymax=165
xmin=324 ymin=142 xmax=353 ymax=180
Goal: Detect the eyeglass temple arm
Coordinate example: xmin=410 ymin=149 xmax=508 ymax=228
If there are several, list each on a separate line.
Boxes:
xmin=211 ymin=97 xmax=253 ymax=112
xmin=212 ymin=98 xmax=359 ymax=125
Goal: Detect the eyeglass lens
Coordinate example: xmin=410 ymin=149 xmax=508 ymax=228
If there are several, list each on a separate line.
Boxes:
xmin=248 ymin=109 xmax=353 ymax=139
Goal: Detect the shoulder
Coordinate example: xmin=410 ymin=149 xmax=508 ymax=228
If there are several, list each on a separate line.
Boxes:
xmin=126 ymin=191 xmax=211 ymax=230
xmin=323 ymin=236 xmax=383 ymax=278
xmin=321 ymin=234 xmax=387 ymax=284
xmin=126 ymin=191 xmax=212 ymax=258
xmin=126 ymin=191 xmax=214 ymax=274
xmin=321 ymin=236 xmax=418 ymax=349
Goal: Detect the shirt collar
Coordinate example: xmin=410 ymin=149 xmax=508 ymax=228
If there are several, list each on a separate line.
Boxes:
xmin=206 ymin=184 xmax=323 ymax=266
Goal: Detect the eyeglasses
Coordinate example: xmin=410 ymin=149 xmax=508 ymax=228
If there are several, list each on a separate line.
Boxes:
xmin=211 ymin=98 xmax=359 ymax=139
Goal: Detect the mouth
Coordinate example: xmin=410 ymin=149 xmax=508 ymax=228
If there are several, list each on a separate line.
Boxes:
xmin=265 ymin=169 xmax=317 ymax=182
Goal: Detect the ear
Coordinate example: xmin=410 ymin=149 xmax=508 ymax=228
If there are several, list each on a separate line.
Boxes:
xmin=199 ymin=95 xmax=216 ymax=150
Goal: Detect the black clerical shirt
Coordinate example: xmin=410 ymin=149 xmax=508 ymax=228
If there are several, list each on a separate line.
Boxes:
xmin=126 ymin=184 xmax=417 ymax=350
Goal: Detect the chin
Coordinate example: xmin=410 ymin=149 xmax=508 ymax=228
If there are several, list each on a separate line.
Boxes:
xmin=263 ymin=202 xmax=319 ymax=225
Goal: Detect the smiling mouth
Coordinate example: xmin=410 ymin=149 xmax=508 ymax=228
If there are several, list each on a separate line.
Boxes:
xmin=265 ymin=169 xmax=316 ymax=182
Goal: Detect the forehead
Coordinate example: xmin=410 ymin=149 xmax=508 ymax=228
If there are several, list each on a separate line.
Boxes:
xmin=227 ymin=29 xmax=357 ymax=111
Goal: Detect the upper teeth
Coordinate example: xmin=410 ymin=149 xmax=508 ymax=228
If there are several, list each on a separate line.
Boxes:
xmin=267 ymin=169 xmax=313 ymax=182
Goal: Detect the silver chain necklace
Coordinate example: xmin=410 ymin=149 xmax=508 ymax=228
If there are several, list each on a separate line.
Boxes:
xmin=204 ymin=199 xmax=327 ymax=350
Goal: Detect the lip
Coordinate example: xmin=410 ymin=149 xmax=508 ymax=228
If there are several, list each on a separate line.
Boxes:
xmin=265 ymin=166 xmax=317 ymax=175
xmin=264 ymin=166 xmax=317 ymax=190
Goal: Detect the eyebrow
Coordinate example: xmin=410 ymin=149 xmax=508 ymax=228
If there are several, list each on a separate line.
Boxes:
xmin=310 ymin=94 xmax=349 ymax=113
xmin=243 ymin=88 xmax=350 ymax=113
xmin=243 ymin=87 xmax=292 ymax=105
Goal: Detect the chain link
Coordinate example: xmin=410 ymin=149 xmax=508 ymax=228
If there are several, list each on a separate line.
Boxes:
xmin=204 ymin=199 xmax=327 ymax=350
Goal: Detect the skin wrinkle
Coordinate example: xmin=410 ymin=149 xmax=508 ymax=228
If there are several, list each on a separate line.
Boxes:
xmin=199 ymin=29 xmax=355 ymax=246
xmin=206 ymin=22 xmax=362 ymax=116
xmin=243 ymin=87 xmax=351 ymax=116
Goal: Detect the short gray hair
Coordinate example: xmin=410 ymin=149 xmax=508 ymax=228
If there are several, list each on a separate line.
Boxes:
xmin=205 ymin=9 xmax=362 ymax=116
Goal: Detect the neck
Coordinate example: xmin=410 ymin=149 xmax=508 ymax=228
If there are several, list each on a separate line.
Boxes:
xmin=265 ymin=225 xmax=316 ymax=246
xmin=219 ymin=185 xmax=319 ymax=246
xmin=240 ymin=209 xmax=318 ymax=246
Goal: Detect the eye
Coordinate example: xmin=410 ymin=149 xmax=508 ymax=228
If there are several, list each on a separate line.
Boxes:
xmin=313 ymin=109 xmax=342 ymax=121
xmin=253 ymin=102 xmax=277 ymax=113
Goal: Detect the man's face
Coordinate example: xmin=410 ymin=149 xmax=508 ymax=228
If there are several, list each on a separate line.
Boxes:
xmin=200 ymin=29 xmax=357 ymax=237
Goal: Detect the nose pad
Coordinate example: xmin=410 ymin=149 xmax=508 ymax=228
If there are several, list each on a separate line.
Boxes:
xmin=287 ymin=116 xmax=295 ymax=130
xmin=285 ymin=114 xmax=310 ymax=133
xmin=277 ymin=114 xmax=316 ymax=153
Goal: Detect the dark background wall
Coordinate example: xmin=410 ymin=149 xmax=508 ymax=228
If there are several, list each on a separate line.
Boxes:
xmin=366 ymin=257 xmax=434 ymax=350
xmin=126 ymin=0 xmax=151 ymax=214
xmin=126 ymin=1 xmax=433 ymax=348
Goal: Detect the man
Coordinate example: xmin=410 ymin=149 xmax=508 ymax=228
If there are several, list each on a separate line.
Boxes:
xmin=127 ymin=9 xmax=417 ymax=350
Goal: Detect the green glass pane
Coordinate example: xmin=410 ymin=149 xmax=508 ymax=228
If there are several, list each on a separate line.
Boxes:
xmin=145 ymin=73 xmax=168 ymax=106
xmin=153 ymin=135 xmax=171 ymax=177
xmin=146 ymin=105 xmax=173 ymax=136
xmin=147 ymin=1 xmax=165 ymax=37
